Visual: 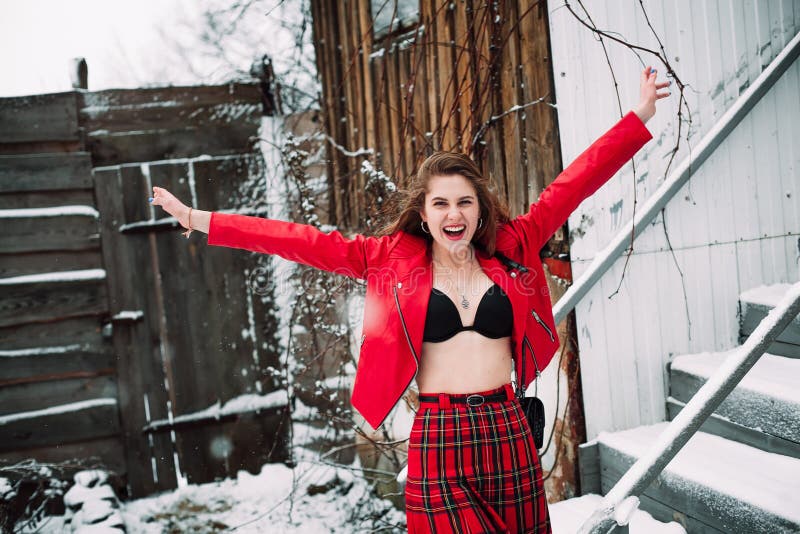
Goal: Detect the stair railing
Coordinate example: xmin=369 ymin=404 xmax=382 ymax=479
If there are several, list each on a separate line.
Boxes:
xmin=546 ymin=29 xmax=800 ymax=534
xmin=578 ymin=284 xmax=800 ymax=533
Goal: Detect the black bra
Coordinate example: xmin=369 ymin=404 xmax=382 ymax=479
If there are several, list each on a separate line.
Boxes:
xmin=423 ymin=283 xmax=513 ymax=343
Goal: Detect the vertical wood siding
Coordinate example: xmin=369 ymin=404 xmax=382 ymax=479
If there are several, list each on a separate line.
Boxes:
xmin=548 ymin=0 xmax=799 ymax=439
xmin=310 ymin=0 xmax=562 ymax=230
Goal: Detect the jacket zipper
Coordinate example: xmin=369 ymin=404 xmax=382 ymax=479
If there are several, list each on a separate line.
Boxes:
xmin=393 ymin=284 xmax=420 ymax=371
xmin=520 ymin=333 xmax=542 ymax=397
xmin=531 ymin=309 xmax=555 ymax=342
xmin=374 ymin=283 xmax=418 ymax=429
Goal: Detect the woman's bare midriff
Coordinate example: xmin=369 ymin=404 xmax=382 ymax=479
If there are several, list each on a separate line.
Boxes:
xmin=417 ymin=333 xmax=513 ymax=393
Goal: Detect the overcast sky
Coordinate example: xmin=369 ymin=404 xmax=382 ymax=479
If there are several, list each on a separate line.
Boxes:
xmin=0 ymin=0 xmax=315 ymax=100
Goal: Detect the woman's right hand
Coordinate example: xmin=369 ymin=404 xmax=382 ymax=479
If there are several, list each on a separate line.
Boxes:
xmin=149 ymin=186 xmax=191 ymax=230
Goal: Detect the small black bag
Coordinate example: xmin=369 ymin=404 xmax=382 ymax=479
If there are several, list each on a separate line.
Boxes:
xmin=519 ymin=394 xmax=546 ymax=449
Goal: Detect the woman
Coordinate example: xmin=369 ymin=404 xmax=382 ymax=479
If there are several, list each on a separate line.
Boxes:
xmin=150 ymin=66 xmax=668 ymax=533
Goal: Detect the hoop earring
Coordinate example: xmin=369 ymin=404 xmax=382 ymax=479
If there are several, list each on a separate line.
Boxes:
xmin=420 ymin=220 xmax=430 ymax=234
xmin=477 ymin=217 xmax=483 ymax=229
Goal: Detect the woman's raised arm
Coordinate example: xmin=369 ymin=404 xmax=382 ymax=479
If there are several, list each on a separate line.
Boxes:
xmin=148 ymin=186 xmax=384 ymax=280
xmin=505 ymin=66 xmax=669 ymax=255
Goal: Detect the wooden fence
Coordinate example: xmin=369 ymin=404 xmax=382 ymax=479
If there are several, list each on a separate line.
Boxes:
xmin=0 ymin=81 xmax=289 ymax=499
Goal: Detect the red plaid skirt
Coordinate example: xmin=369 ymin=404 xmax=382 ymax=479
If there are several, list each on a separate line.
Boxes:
xmin=405 ymin=383 xmax=551 ymax=534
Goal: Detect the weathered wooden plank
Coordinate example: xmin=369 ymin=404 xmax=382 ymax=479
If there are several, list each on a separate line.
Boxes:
xmin=0 ymin=92 xmax=80 ymax=144
xmin=598 ymin=442 xmax=779 ymax=534
xmin=453 ymin=0 xmax=475 ymax=151
xmin=396 ymin=41 xmax=415 ymax=179
xmin=0 ymin=141 xmax=83 ymax=157
xmin=577 ymin=440 xmax=600 ymax=495
xmin=86 ymin=124 xmax=259 ymax=167
xmin=181 ymin=155 xmax=289 ymax=482
xmin=0 ymin=400 xmax=120 ymax=453
xmin=409 ymin=27 xmax=431 ymax=168
xmin=93 ymin=166 xmax=178 ymax=497
xmin=518 ymin=0 xmax=559 ymax=201
xmin=0 ymin=249 xmax=102 ymax=279
xmin=0 ymin=189 xmax=95 ymax=210
xmin=79 ymin=84 xmax=263 ymax=112
xmin=740 ymin=299 xmax=800 ymax=358
xmin=472 ymin=0 xmax=498 ymax=176
xmin=385 ymin=42 xmax=403 ymax=175
xmin=370 ymin=48 xmax=391 ymax=173
xmin=0 ymin=211 xmax=100 ymax=254
xmin=357 ymin=0 xmax=377 ymax=161
xmin=636 ymin=493 xmax=722 ymax=534
xmin=0 ymin=436 xmax=126 ymax=483
xmin=435 ymin=0 xmax=458 ymax=150
xmin=351 ymin=0 xmax=369 ymax=223
xmin=667 ymin=398 xmax=800 ymax=460
xmin=0 ymin=315 xmax=107 ymax=351
xmin=312 ymin=0 xmax=347 ymax=227
xmin=0 ymin=153 xmax=92 ymax=193
xmin=0 ymin=375 xmax=116 ymax=416
xmin=0 ymin=345 xmax=114 ymax=388
xmin=422 ymin=0 xmax=441 ymax=150
xmin=498 ymin=0 xmax=526 ymax=217
xmin=81 ymin=101 xmax=261 ymax=136
xmin=0 ymin=277 xmax=107 ymax=328
xmin=669 ymin=363 xmax=800 ymax=443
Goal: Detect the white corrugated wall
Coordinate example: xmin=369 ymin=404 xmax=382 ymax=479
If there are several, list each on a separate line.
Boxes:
xmin=547 ymin=0 xmax=799 ymax=440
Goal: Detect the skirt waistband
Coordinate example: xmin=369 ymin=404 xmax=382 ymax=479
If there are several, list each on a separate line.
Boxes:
xmin=417 ymin=383 xmax=515 ymax=408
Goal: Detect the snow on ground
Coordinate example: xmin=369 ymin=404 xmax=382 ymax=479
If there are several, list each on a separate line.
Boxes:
xmin=119 ymin=459 xmax=404 ymax=533
xmin=23 ymin=396 xmax=404 ymax=534
xmin=549 ymin=494 xmax=686 ymax=534
xmin=26 ymin=456 xmax=404 ymax=534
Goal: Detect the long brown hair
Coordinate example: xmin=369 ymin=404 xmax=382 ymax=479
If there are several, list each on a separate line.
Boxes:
xmin=376 ymin=152 xmax=510 ymax=255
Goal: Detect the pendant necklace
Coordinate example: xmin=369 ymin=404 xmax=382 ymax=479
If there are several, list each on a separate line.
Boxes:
xmin=458 ymin=279 xmax=470 ymax=309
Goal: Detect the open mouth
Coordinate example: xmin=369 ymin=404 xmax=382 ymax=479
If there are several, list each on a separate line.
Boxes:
xmin=442 ymin=225 xmax=466 ymax=240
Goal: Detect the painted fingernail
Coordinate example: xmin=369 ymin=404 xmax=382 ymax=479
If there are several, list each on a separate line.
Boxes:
xmin=148 ymin=197 xmax=153 ymax=202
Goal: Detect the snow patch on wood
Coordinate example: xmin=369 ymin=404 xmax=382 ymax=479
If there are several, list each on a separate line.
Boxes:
xmin=142 ymin=390 xmax=288 ymax=432
xmin=0 ymin=205 xmax=100 ymax=218
xmin=0 ymin=269 xmax=106 ymax=285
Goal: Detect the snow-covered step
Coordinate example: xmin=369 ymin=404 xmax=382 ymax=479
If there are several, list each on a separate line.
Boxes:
xmin=596 ymin=423 xmax=800 ymax=534
xmin=740 ymin=284 xmax=800 ymax=358
xmin=549 ymin=493 xmax=686 ymax=533
xmin=668 ymin=350 xmax=800 ymax=458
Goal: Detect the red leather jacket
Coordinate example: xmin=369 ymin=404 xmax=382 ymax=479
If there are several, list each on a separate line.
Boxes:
xmin=208 ymin=111 xmax=652 ymax=430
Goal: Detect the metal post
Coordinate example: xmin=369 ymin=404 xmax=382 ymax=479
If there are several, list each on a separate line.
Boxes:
xmin=70 ymin=57 xmax=88 ymax=90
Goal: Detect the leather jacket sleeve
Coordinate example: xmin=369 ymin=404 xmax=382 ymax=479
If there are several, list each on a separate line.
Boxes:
xmin=207 ymin=212 xmax=383 ymax=280
xmin=504 ymin=110 xmax=653 ymax=258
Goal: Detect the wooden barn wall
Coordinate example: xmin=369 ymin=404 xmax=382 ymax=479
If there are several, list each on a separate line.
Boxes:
xmin=309 ymin=0 xmax=592 ymax=500
xmin=548 ymin=1 xmax=800 ymax=441
xmin=310 ymin=0 xmax=562 ymax=232
xmin=0 ymin=83 xmax=289 ymax=499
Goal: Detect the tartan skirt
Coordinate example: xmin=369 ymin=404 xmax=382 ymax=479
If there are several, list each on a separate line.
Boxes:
xmin=405 ymin=383 xmax=552 ymax=534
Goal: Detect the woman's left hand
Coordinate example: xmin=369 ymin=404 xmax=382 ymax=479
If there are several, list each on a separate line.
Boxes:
xmin=634 ymin=66 xmax=671 ymax=124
